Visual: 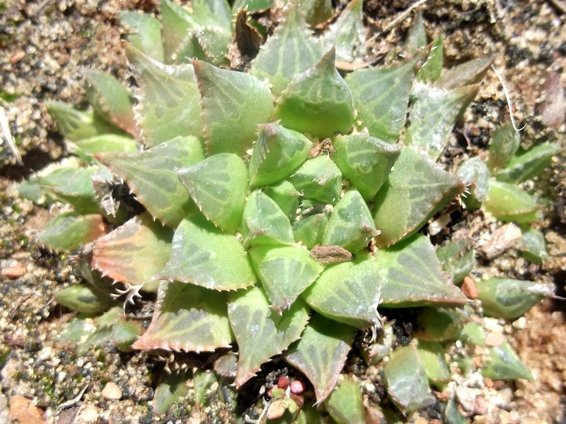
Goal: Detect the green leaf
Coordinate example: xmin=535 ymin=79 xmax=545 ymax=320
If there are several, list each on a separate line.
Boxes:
xmin=192 ymin=0 xmax=232 ymax=31
xmin=373 ymin=147 xmax=464 ymax=247
xmin=437 ymin=56 xmax=494 ymax=89
xmin=300 ymin=0 xmax=332 ymax=27
xmin=333 ymin=133 xmax=401 ymax=200
xmin=304 ymin=257 xmax=381 ymax=328
xmin=249 ymin=123 xmax=312 ymax=188
xmin=39 ymin=213 xmax=106 ymax=252
xmin=458 ymin=322 xmax=486 ymax=347
xmin=293 ymin=213 xmax=328 ymax=249
xmin=98 ymin=136 xmax=204 ymax=227
xmin=444 ymin=398 xmax=467 ymax=424
xmin=414 ymin=307 xmax=467 ymax=342
xmin=405 ymin=83 xmax=479 ymax=160
xmin=321 ymin=0 xmax=364 ymax=62
xmin=264 ymin=181 xmax=300 ymax=220
xmin=288 ymin=155 xmax=342 ymax=204
xmin=496 ymin=142 xmax=560 ymax=183
xmin=476 ymin=277 xmax=552 ymax=320
xmin=325 ymin=375 xmax=365 ymax=424
xmin=249 ymin=245 xmax=322 ymax=312
xmin=91 ymin=214 xmax=172 ymax=292
xmin=133 ymin=282 xmax=233 ymax=352
xmin=85 ymin=70 xmax=136 ymax=136
xmin=153 ymin=372 xmax=189 ymax=415
xmin=160 ymin=0 xmax=194 ymax=63
xmin=436 ymin=238 xmax=476 ymax=284
xmin=71 ymin=134 xmax=137 ymax=156
xmin=322 ymin=190 xmax=378 ymax=253
xmin=377 ymin=234 xmax=468 ymax=307
xmin=405 ymin=11 xmax=427 ymax=54
xmin=46 ymin=101 xmax=121 ymax=142
xmin=483 ymin=180 xmax=541 ymax=224
xmin=191 ymin=26 xmax=232 ymax=66
xmin=56 ymin=284 xmax=114 ymax=315
xmin=346 ymin=60 xmax=416 ymax=142
xmin=160 ymin=219 xmax=256 ymax=291
xmin=417 ymin=36 xmax=443 ymax=82
xmin=285 ymin=313 xmax=356 ymax=403
xmin=520 ymin=227 xmax=548 ymax=263
xmin=275 ymin=49 xmax=355 ymax=138
xmin=178 ymin=153 xmax=248 ymax=232
xmin=228 ymin=286 xmax=309 ymax=387
xmin=457 ymin=156 xmax=490 ymax=210
xmin=417 ymin=341 xmax=450 ymax=387
xmin=481 ymin=341 xmax=532 ymax=380
xmin=242 ymin=190 xmax=294 ymax=247
xmin=126 ymin=44 xmax=204 ymax=146
xmin=120 ymin=11 xmax=165 ymax=62
xmin=194 ymin=60 xmax=273 ymax=156
xmin=383 ymin=345 xmax=434 ymax=415
xmin=37 ymin=166 xmax=99 ymax=213
xmin=251 ymin=4 xmax=323 ymax=95
xmin=488 ymin=124 xmax=521 ymax=172
xmin=233 ymin=0 xmax=274 ymax=12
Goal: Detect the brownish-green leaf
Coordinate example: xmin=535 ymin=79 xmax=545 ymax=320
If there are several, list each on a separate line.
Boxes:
xmin=437 ymin=56 xmax=494 ymax=89
xmin=159 ymin=218 xmax=256 ymax=291
xmin=275 ymin=49 xmax=354 ymax=138
xmin=373 ymin=147 xmax=464 ymax=247
xmin=285 ymin=313 xmax=356 ymax=403
xmin=39 ymin=213 xmax=106 ymax=252
xmin=346 ymin=60 xmax=416 ymax=142
xmin=377 ymin=234 xmax=468 ymax=307
xmin=300 ymin=0 xmax=332 ymax=27
xmin=194 ymin=60 xmax=273 ymax=156
xmin=133 ymin=282 xmax=233 ymax=352
xmin=487 ymin=124 xmax=521 ymax=172
xmin=98 ymin=136 xmax=204 ymax=227
xmin=92 ymin=214 xmax=172 ymax=292
xmin=228 ymin=287 xmax=309 ymax=387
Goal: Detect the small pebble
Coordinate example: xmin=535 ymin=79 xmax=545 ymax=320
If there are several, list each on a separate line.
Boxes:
xmin=461 ymin=276 xmax=479 ymax=299
xmin=2 ymin=263 xmax=27 ymax=279
xmin=485 ymin=332 xmax=505 ymax=347
xmin=102 ymin=382 xmax=122 ymax=400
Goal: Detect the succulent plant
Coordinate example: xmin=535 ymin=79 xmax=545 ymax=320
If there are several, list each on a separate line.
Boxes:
xmin=19 ymin=0 xmax=558 ymax=420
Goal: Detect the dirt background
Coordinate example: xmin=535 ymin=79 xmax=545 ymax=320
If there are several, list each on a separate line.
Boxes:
xmin=0 ymin=0 xmax=565 ymax=423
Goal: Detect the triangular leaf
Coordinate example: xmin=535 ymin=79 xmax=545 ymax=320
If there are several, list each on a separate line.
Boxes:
xmin=437 ymin=56 xmax=494 ymax=89
xmin=126 ymin=44 xmax=204 ymax=146
xmin=46 ymin=101 xmax=122 ymax=142
xmin=384 ymin=345 xmax=434 ymax=414
xmin=322 ymin=190 xmax=378 ymax=253
xmin=56 ymin=284 xmax=114 ymax=315
xmin=264 ymin=181 xmax=300 ymax=220
xmin=487 ymin=124 xmax=521 ymax=172
xmin=416 ymin=36 xmax=443 ymax=82
xmin=457 ymin=156 xmax=490 ymax=210
xmin=321 ymin=0 xmax=365 ymax=62
xmin=405 ymin=82 xmax=479 ymax=160
xmin=38 ymin=166 xmax=99 ymax=213
xmin=300 ymin=0 xmax=332 ymax=27
xmin=483 ymin=180 xmax=540 ymax=224
xmin=121 ymin=11 xmax=165 ymax=63
xmin=304 ymin=257 xmax=382 ymax=328
xmin=249 ymin=123 xmax=312 ymax=188
xmin=160 ymin=0 xmax=194 ymax=63
xmin=373 ymin=147 xmax=464 ymax=247
xmin=242 ymin=190 xmax=294 ymax=247
xmin=417 ymin=341 xmax=450 ymax=387
xmin=481 ymin=341 xmax=532 ymax=380
xmin=228 ymin=286 xmax=309 ymax=387
xmin=92 ymin=214 xmax=172 ymax=292
xmin=153 ymin=372 xmax=189 ymax=415
xmin=275 ymin=49 xmax=354 ymax=138
xmin=496 ymin=142 xmax=560 ymax=183
xmin=133 ymin=282 xmax=233 ymax=352
xmin=405 ymin=11 xmax=427 ymax=54
xmin=98 ymin=136 xmax=204 ymax=227
xmin=71 ymin=134 xmax=137 ymax=156
xmin=333 ymin=133 xmax=401 ymax=200
xmin=159 ymin=218 xmax=256 ymax=291
xmin=251 ymin=4 xmax=323 ymax=95
xmin=377 ymin=234 xmax=468 ymax=307
xmin=346 ymin=60 xmax=416 ymax=142
xmin=233 ymin=0 xmax=274 ymax=12
xmin=293 ymin=213 xmax=328 ymax=249
xmin=39 ymin=213 xmax=106 ymax=252
xmin=194 ymin=60 xmax=273 ymax=156
xmin=288 ymin=155 xmax=342 ymax=204
xmin=85 ymin=70 xmax=136 ymax=136
xmin=285 ymin=313 xmax=356 ymax=403
xmin=178 ymin=153 xmax=248 ymax=232
xmin=325 ymin=375 xmax=365 ymax=424
xmin=249 ymin=245 xmax=322 ymax=312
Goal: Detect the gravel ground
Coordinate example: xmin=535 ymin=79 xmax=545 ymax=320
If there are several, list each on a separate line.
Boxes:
xmin=1 ymin=0 xmax=565 ymax=423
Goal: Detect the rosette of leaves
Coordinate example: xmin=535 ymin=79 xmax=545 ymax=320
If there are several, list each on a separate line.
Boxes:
xmin=20 ymin=2 xmax=556 ymax=420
